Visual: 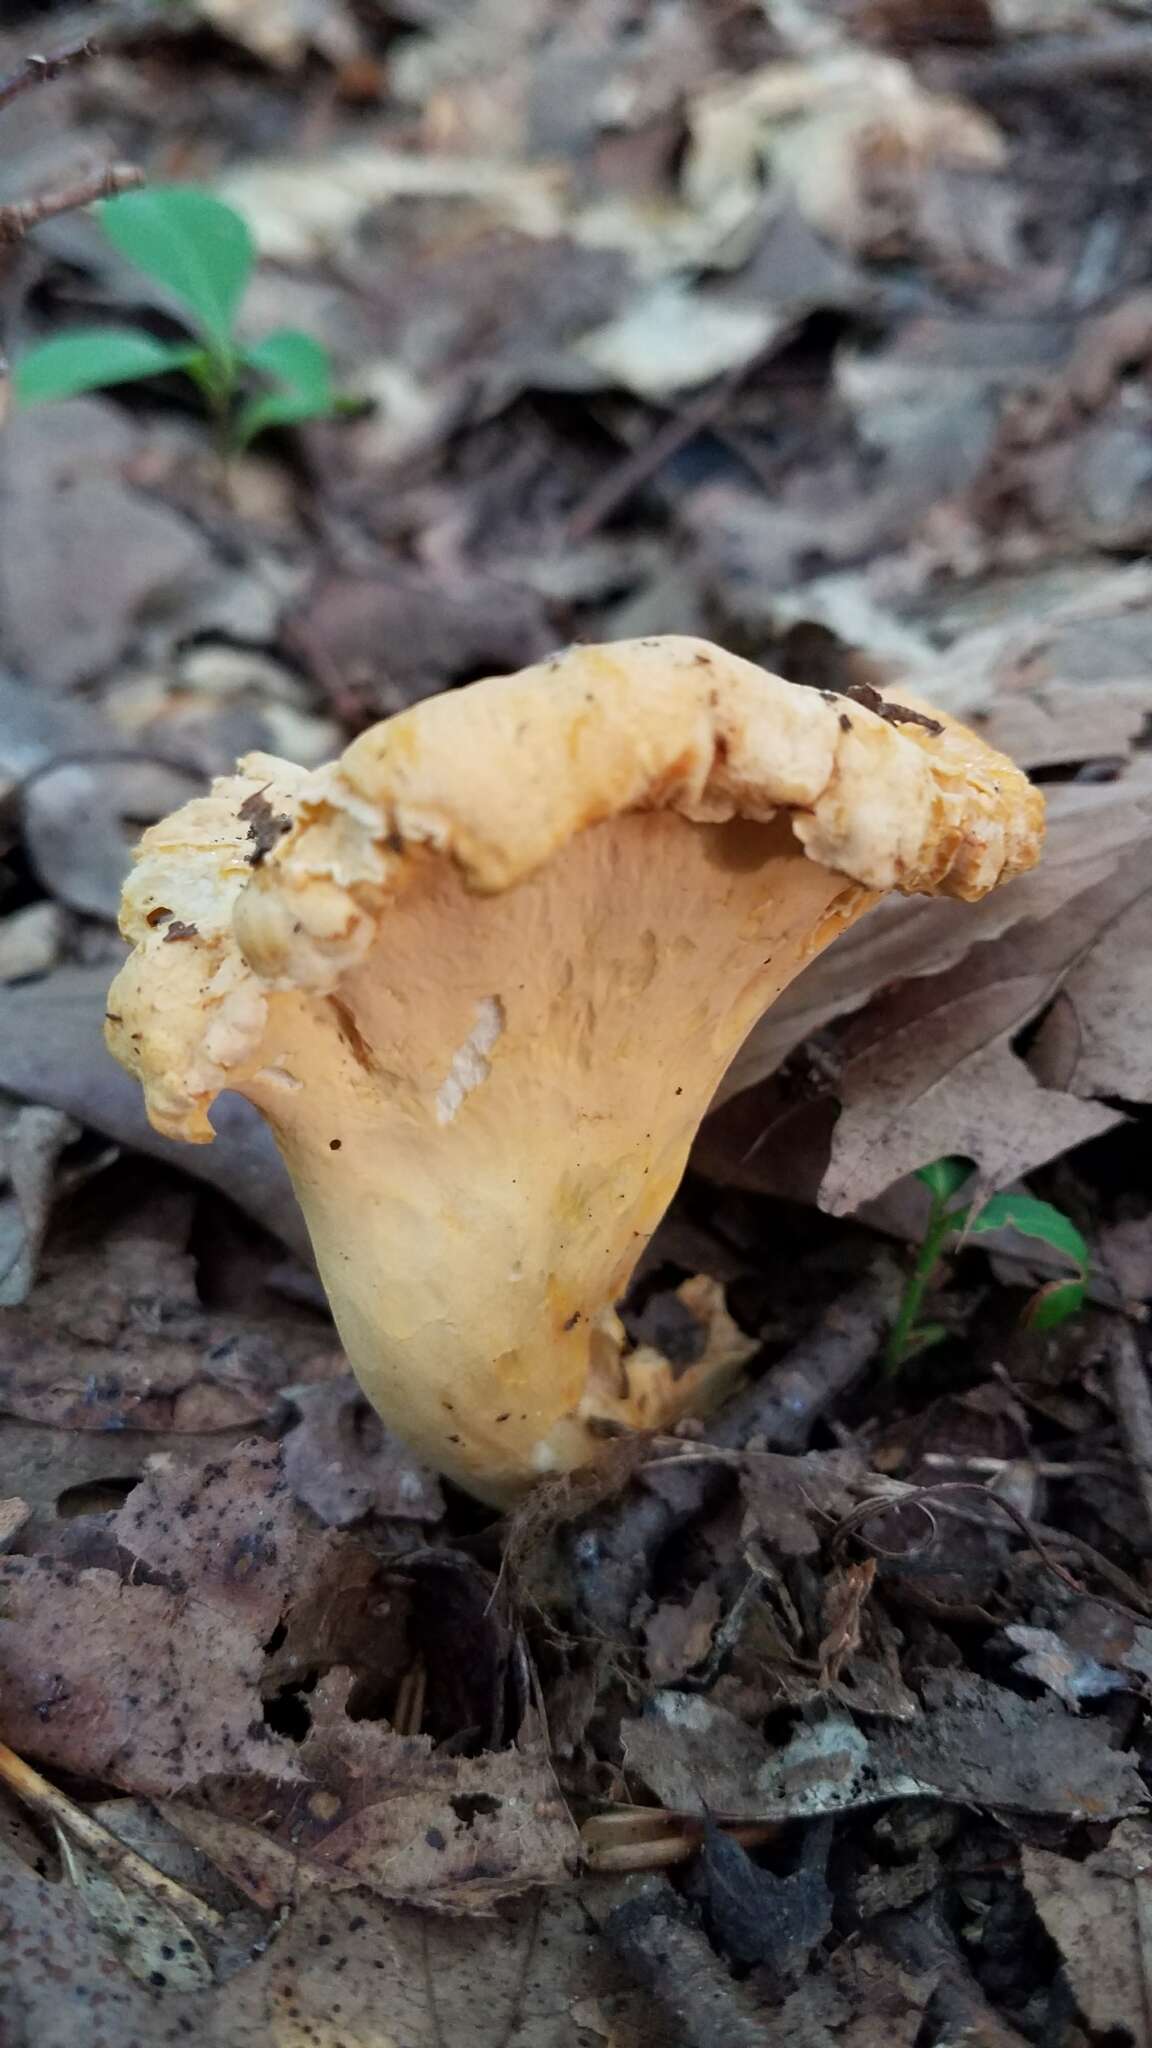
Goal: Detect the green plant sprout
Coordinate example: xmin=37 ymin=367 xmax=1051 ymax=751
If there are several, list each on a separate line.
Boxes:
xmin=14 ymin=184 xmax=338 ymax=450
xmin=885 ymin=1156 xmax=1090 ymax=1373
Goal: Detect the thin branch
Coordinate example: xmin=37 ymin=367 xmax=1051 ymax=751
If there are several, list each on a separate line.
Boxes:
xmin=568 ymin=1258 xmax=902 ymax=1634
xmin=0 ymin=37 xmax=99 ymax=115
xmin=943 ymin=28 xmax=1152 ymax=98
xmin=833 ymin=1476 xmax=1152 ymax=1625
xmin=603 ymin=1879 xmax=770 ymax=2048
xmin=0 ymin=1735 xmax=224 ymax=1935
xmin=565 ymin=323 xmax=805 ymax=542
xmin=0 ymin=162 xmax=143 ymax=246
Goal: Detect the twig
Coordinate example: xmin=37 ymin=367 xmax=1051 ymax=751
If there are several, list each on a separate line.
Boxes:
xmin=0 ymin=162 xmax=143 ymax=246
xmin=833 ymin=1477 xmax=1152 ymax=1624
xmin=712 ymin=1255 xmax=903 ymax=1453
xmin=880 ymin=1897 xmax=1031 ymax=2048
xmin=0 ymin=36 xmax=143 ymax=265
xmin=565 ymin=324 xmax=801 ymax=542
xmin=0 ymin=1736 xmax=224 ymax=1934
xmin=602 ymin=1878 xmax=770 ymax=2048
xmin=943 ymin=28 xmax=1152 ymax=96
xmin=570 ymin=1258 xmax=902 ymax=1633
xmin=581 ymin=1808 xmax=778 ymax=1874
xmin=1107 ymin=1320 xmax=1152 ymax=1546
xmin=920 ymin=1452 xmax=1123 ymax=1478
xmin=0 ymin=37 xmax=98 ymax=114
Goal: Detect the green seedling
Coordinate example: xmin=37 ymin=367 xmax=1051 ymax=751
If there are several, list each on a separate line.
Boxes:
xmin=885 ymin=1156 xmax=1090 ymax=1373
xmin=14 ymin=184 xmax=338 ymax=449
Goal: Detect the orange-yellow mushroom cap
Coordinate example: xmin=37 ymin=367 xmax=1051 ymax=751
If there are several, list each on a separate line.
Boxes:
xmin=106 ymin=636 xmax=1043 ymax=1504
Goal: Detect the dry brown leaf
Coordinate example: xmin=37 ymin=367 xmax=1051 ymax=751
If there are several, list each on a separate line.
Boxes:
xmin=622 ymin=1675 xmax=1145 ymax=1821
xmin=709 ymin=774 xmax=1152 ymax=1215
xmin=197 ymin=0 xmax=364 ymax=68
xmin=110 ymin=1439 xmax=399 ymax=1646
xmin=0 ymin=1840 xmax=657 ymax=2047
xmin=1022 ymin=1821 xmax=1152 ymax=2044
xmin=820 ymin=974 xmax=1121 ymax=1216
xmin=167 ymin=1697 xmax=577 ymax=1911
xmin=0 ymin=1414 xmax=252 ymax=1555
xmin=717 ymin=770 xmax=1152 ymax=1106
xmin=818 ymin=855 xmax=1150 ymax=1212
xmin=282 ymin=1378 xmax=445 ymax=1529
xmin=684 ymin=49 xmax=1006 ymax=262
xmin=978 ymin=681 xmax=1152 ymax=773
xmin=0 ymin=1199 xmax=340 ymax=1432
xmin=0 ymin=1438 xmax=574 ymax=1910
xmin=818 ymin=1559 xmax=877 ymax=1686
xmin=287 ymin=567 xmax=553 ymax=722
xmin=0 ymin=1554 xmax=297 ymax=1795
xmin=0 ymin=404 xmax=219 ymax=693
xmin=219 ymin=150 xmax=568 ymax=266
xmin=643 ymin=1581 xmax=722 ymax=1686
xmin=921 ymin=564 xmax=1152 ymax=715
xmin=0 ymin=965 xmax=308 ymax=1256
xmin=1032 ymin=887 xmax=1152 ymax=1104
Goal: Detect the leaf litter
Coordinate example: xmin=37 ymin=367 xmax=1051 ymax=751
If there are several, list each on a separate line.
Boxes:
xmin=3 ymin=2 xmax=1152 ymax=2042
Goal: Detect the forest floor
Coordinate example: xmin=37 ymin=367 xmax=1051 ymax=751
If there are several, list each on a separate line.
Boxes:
xmin=4 ymin=2 xmax=1152 ymax=2043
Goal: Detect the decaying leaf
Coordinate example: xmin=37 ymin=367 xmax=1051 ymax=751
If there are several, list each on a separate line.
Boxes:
xmin=0 ymin=1760 xmax=263 ymax=1995
xmin=0 ymin=966 xmax=307 ymax=1256
xmin=1023 ymin=1820 xmax=1152 ymax=2044
xmin=755 ymin=1932 xmax=933 ymax=2047
xmin=819 ymin=855 xmax=1149 ymax=1212
xmin=684 ymin=49 xmax=1006 ymax=261
xmin=622 ymin=1675 xmax=1145 ymax=1821
xmin=0 ymin=1197 xmax=339 ymax=1432
xmin=281 ymin=1378 xmax=445 ymax=1529
xmin=0 ymin=1841 xmax=658 ymax=2047
xmin=709 ymin=759 xmax=1152 ymax=1214
xmin=643 ymin=1581 xmax=722 ymax=1686
xmin=716 ymin=768 xmax=1152 ymax=1110
xmin=0 ymin=404 xmax=220 ymax=694
xmin=165 ymin=1702 xmax=577 ymax=1912
xmin=1003 ymin=1624 xmax=1127 ymax=1711
xmin=0 ymin=1102 xmax=81 ymax=1308
xmin=740 ymin=1449 xmax=864 ymax=1558
xmin=0 ymin=1552 xmax=298 ymax=1795
xmin=0 ymin=1439 xmax=574 ymax=1911
xmin=196 ymin=0 xmax=364 ymax=69
xmin=700 ymin=1817 xmax=832 ymax=1986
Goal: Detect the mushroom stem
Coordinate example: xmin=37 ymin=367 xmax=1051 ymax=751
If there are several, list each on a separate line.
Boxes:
xmin=239 ymin=811 xmax=869 ymax=1499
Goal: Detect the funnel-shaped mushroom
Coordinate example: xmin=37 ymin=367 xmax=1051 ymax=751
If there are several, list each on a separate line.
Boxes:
xmin=107 ymin=637 xmax=1042 ymax=1504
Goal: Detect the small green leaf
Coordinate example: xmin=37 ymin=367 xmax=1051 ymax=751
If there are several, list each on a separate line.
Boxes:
xmin=1023 ymin=1277 xmax=1086 ymax=1331
xmin=98 ymin=186 xmax=253 ymax=351
xmin=234 ymin=329 xmax=336 ymax=447
xmin=916 ymin=1157 xmax=973 ymax=1203
xmin=14 ymin=328 xmax=197 ymax=406
xmin=968 ymin=1193 xmax=1089 ymax=1272
xmin=244 ymin=328 xmax=333 ymax=398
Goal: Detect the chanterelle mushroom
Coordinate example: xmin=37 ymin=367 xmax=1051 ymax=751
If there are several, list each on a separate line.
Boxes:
xmin=107 ymin=637 xmax=1042 ymax=1504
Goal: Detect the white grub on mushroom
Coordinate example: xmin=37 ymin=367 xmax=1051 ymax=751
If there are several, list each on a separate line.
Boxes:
xmin=106 ymin=637 xmax=1044 ymax=1505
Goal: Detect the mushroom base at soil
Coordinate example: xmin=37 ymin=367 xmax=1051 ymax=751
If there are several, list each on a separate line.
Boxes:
xmin=107 ymin=636 xmax=1043 ymax=1505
